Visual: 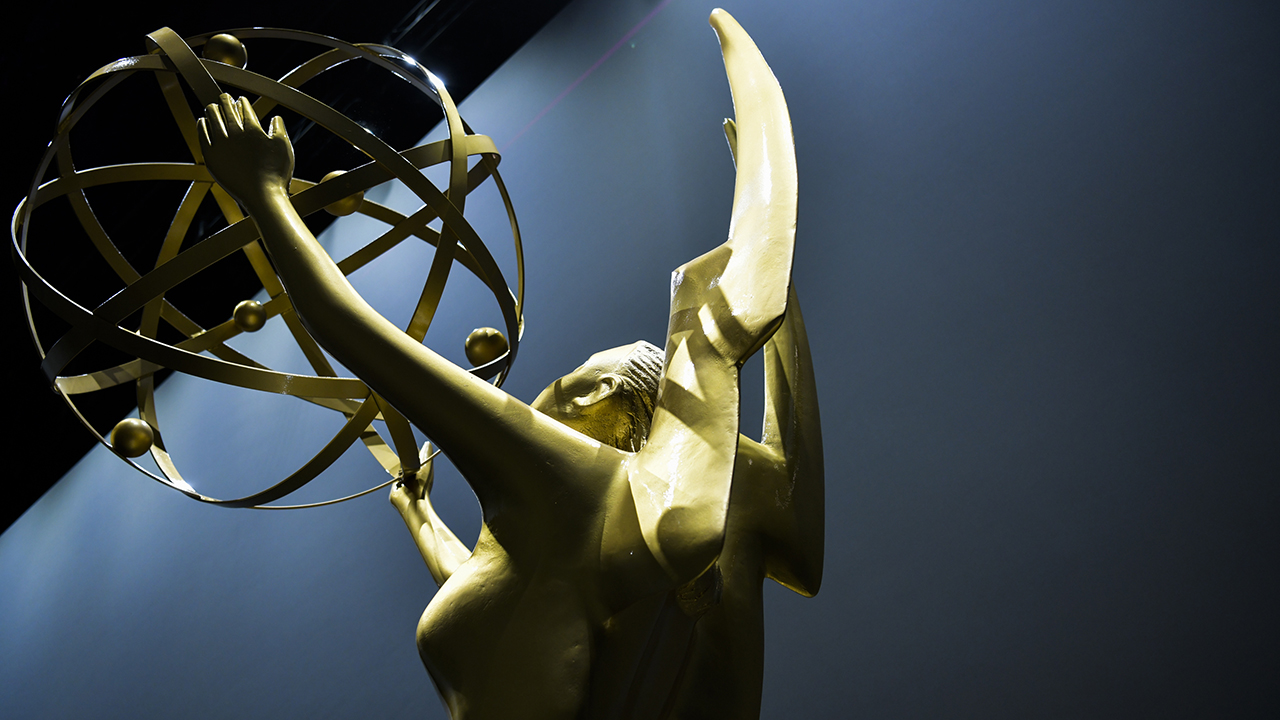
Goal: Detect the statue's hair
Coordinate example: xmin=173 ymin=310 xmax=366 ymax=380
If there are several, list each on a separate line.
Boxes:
xmin=609 ymin=341 xmax=665 ymax=451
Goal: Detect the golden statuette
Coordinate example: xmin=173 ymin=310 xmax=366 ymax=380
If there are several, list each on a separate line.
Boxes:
xmin=13 ymin=8 xmax=822 ymax=718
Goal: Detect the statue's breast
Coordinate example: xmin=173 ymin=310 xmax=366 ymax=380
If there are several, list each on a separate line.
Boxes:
xmin=416 ymin=548 xmax=595 ymax=719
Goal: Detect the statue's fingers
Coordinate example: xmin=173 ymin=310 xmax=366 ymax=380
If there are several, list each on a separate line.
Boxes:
xmin=204 ymin=102 xmax=228 ymax=140
xmin=238 ymin=96 xmax=264 ymax=134
xmin=219 ymin=93 xmax=243 ymax=132
xmin=270 ymin=115 xmax=289 ymax=142
xmin=196 ymin=118 xmax=211 ymax=152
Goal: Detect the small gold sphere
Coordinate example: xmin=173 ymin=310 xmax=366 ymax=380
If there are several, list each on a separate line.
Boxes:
xmin=464 ymin=327 xmax=508 ymax=366
xmin=321 ymin=170 xmax=365 ymax=217
xmin=110 ymin=418 xmax=154 ymax=458
xmin=202 ymin=33 xmax=248 ymax=69
xmin=234 ymin=299 xmax=267 ymax=332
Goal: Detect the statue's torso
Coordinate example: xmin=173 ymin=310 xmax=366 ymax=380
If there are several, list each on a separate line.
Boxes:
xmin=417 ymin=528 xmax=596 ymax=720
xmin=411 ymin=432 xmax=805 ymax=720
xmin=414 ymin=473 xmax=658 ymax=720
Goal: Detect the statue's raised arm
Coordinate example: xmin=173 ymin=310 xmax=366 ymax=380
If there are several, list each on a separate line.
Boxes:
xmin=628 ymin=9 xmax=800 ymax=582
xmin=700 ymin=8 xmax=798 ymax=358
xmin=197 ymin=95 xmax=607 ymax=517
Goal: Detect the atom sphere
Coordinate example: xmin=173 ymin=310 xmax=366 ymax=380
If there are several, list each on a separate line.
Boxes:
xmin=12 ymin=28 xmax=525 ymax=509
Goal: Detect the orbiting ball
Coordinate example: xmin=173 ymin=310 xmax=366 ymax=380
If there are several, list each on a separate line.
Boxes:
xmin=202 ymin=33 xmax=247 ymax=69
xmin=465 ymin=327 xmax=508 ymax=366
xmin=110 ymin=418 xmax=154 ymax=458
xmin=321 ymin=171 xmax=365 ymax=217
xmin=233 ymin=299 xmax=267 ymax=332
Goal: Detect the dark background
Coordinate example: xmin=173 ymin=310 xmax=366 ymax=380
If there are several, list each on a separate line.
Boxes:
xmin=2 ymin=0 xmax=1278 ymax=717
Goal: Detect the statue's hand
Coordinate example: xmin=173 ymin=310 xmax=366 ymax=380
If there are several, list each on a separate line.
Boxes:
xmin=197 ymin=93 xmax=294 ymax=205
xmin=390 ymin=443 xmax=436 ymax=513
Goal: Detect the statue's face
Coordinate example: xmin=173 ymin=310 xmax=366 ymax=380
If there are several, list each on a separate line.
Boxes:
xmin=531 ymin=346 xmax=633 ymax=440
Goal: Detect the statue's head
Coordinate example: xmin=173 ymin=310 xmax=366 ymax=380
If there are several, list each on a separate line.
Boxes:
xmin=532 ymin=341 xmax=664 ymax=451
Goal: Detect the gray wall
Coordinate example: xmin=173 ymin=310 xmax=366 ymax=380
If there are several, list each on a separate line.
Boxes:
xmin=3 ymin=0 xmax=1276 ymax=717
